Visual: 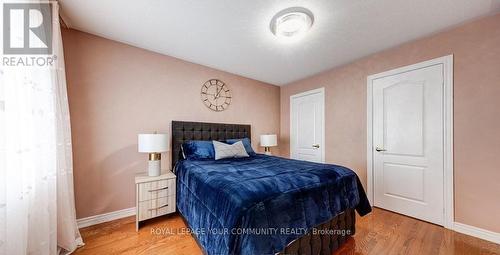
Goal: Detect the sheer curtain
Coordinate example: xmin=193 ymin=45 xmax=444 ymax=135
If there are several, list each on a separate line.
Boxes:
xmin=0 ymin=2 xmax=83 ymax=254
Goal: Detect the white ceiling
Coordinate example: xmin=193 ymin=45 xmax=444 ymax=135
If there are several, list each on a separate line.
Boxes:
xmin=59 ymin=0 xmax=500 ymax=85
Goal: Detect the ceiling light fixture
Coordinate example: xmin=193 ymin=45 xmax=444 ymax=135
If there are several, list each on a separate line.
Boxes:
xmin=270 ymin=7 xmax=314 ymax=39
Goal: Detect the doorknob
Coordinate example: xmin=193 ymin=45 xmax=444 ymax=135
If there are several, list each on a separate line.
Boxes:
xmin=312 ymin=144 xmax=320 ymax=149
xmin=375 ymin=147 xmax=386 ymax=152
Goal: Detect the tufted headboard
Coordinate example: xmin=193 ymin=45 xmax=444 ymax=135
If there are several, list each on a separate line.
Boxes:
xmin=171 ymin=121 xmax=251 ymax=169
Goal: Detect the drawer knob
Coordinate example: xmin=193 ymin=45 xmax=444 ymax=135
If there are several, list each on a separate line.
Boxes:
xmin=148 ymin=204 xmax=168 ymax=211
xmin=148 ymin=187 xmax=168 ymax=192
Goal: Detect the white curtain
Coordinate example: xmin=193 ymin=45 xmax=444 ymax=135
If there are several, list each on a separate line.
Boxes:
xmin=0 ymin=2 xmax=83 ymax=255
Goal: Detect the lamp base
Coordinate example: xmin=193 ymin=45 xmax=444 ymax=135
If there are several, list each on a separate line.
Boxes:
xmin=264 ymin=147 xmax=272 ymax=156
xmin=148 ymin=160 xmax=161 ymax=176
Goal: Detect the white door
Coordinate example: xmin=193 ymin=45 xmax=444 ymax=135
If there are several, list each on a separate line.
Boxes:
xmin=372 ymin=64 xmax=444 ymax=225
xmin=290 ymin=88 xmax=324 ymax=163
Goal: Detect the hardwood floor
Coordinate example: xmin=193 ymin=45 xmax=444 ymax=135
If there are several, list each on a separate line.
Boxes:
xmin=74 ymin=208 xmax=500 ymax=255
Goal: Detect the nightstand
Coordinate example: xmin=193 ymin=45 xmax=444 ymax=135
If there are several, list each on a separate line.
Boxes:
xmin=135 ymin=172 xmax=176 ymax=231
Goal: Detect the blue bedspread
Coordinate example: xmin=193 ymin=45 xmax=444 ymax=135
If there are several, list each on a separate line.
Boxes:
xmin=175 ymin=154 xmax=371 ymax=255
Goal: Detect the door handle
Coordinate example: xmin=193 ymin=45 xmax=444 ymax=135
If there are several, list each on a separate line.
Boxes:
xmin=375 ymin=147 xmax=386 ymax=152
xmin=312 ymin=144 xmax=320 ymax=149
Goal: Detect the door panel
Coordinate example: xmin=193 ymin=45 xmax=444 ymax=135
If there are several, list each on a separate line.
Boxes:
xmin=297 ymin=101 xmax=315 ymax=148
xmin=373 ymin=64 xmax=444 ymax=225
xmin=291 ymin=89 xmax=324 ymax=163
xmin=383 ymin=163 xmax=425 ymax=203
xmin=384 ymin=82 xmax=424 ymax=156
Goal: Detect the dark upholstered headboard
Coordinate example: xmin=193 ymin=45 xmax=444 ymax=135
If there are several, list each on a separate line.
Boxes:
xmin=171 ymin=121 xmax=251 ymax=169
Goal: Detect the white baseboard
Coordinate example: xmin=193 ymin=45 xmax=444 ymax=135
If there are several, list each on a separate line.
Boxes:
xmin=77 ymin=207 xmax=136 ymax=229
xmin=453 ymin=222 xmax=500 ymax=244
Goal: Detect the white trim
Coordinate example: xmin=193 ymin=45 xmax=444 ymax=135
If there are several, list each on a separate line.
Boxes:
xmin=443 ymin=55 xmax=454 ymax=229
xmin=366 ymin=55 xmax=454 ymax=229
xmin=366 ymin=79 xmax=374 ymax=206
xmin=453 ymin=222 xmax=500 ymax=244
xmin=77 ymin=207 xmax=136 ymax=229
xmin=290 ymin=87 xmax=325 ymax=163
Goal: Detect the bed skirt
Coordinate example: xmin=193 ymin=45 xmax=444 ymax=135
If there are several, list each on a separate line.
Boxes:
xmin=278 ymin=208 xmax=356 ymax=255
xmin=179 ymin=208 xmax=356 ymax=255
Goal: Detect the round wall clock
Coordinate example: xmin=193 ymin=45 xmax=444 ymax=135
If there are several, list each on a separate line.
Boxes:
xmin=200 ymin=79 xmax=232 ymax=111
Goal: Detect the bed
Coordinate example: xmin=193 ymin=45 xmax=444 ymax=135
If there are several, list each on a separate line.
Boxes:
xmin=172 ymin=121 xmax=371 ymax=255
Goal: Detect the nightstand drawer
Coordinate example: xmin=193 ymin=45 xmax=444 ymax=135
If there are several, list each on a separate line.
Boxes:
xmin=135 ymin=172 xmax=176 ymax=231
xmin=137 ymin=196 xmax=175 ymax=221
xmin=138 ymin=178 xmax=175 ymax=202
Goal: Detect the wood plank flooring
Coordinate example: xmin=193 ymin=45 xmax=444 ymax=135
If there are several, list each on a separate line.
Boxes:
xmin=74 ymin=208 xmax=500 ymax=255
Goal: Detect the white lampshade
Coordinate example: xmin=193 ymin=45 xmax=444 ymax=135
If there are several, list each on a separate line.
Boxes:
xmin=260 ymin=134 xmax=278 ymax=147
xmin=138 ymin=134 xmax=169 ymax=153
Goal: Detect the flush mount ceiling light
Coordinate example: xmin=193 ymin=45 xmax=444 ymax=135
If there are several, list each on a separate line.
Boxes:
xmin=270 ymin=7 xmax=314 ymax=39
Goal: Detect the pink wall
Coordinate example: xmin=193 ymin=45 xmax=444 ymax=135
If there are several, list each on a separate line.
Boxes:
xmin=280 ymin=14 xmax=500 ymax=232
xmin=62 ymin=29 xmax=281 ymax=219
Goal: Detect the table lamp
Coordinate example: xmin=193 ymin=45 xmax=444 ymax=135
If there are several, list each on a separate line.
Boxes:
xmin=260 ymin=134 xmax=278 ymax=155
xmin=138 ymin=133 xmax=169 ymax=176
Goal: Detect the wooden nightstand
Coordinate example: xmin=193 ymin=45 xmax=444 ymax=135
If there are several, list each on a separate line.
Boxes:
xmin=135 ymin=172 xmax=176 ymax=231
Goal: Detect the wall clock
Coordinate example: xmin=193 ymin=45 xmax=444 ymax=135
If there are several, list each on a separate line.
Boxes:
xmin=200 ymin=79 xmax=232 ymax=111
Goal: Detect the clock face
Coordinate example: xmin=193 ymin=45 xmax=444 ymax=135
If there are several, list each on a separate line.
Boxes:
xmin=200 ymin=79 xmax=232 ymax=111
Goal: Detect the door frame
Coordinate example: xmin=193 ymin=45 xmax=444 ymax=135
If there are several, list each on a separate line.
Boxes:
xmin=290 ymin=87 xmax=325 ymax=163
xmin=366 ymin=55 xmax=454 ymax=229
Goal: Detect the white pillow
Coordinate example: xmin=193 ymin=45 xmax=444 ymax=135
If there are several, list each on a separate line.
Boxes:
xmin=213 ymin=140 xmax=249 ymax=160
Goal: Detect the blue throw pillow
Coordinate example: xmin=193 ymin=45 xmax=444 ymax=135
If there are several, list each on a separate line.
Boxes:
xmin=226 ymin=138 xmax=256 ymax=156
xmin=182 ymin=140 xmax=215 ymax=160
